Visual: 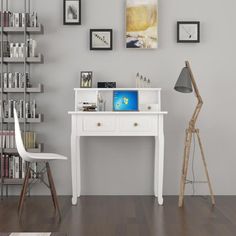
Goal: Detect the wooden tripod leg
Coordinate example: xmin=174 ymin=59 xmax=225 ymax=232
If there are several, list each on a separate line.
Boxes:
xmin=18 ymin=164 xmax=30 ymax=215
xmin=179 ymin=130 xmax=193 ymax=207
xmin=195 ymin=130 xmax=215 ymax=205
xmin=46 ymin=162 xmax=61 ymax=218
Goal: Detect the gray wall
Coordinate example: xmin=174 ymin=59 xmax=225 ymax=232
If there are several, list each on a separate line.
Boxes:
xmin=8 ymin=0 xmax=236 ymax=195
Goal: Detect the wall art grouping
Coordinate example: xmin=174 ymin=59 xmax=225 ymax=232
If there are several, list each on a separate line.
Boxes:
xmin=126 ymin=0 xmax=158 ymax=49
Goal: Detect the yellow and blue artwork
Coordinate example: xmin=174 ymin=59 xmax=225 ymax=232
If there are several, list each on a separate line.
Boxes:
xmin=126 ymin=0 xmax=158 ymax=49
xmin=113 ymin=91 xmax=138 ymax=111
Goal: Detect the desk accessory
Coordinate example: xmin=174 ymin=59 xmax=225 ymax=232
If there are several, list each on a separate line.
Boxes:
xmin=136 ymin=73 xmax=151 ymax=88
xmin=97 ymin=82 xmax=116 ymax=88
xmin=113 ymin=90 xmax=138 ymax=111
xmin=80 ymin=71 xmax=92 ymax=88
xmin=174 ymin=61 xmax=215 ymax=207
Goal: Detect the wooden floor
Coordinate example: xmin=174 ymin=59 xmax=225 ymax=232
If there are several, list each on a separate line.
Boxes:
xmin=0 ymin=196 xmax=236 ymax=236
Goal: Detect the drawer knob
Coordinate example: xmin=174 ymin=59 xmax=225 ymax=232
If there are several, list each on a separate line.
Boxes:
xmin=148 ymin=106 xmax=152 ymax=110
xmin=134 ymin=122 xmax=138 ymax=127
xmin=97 ymin=122 xmax=102 ymax=127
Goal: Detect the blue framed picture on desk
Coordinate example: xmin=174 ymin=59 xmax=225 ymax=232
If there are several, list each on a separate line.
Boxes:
xmin=113 ymin=90 xmax=138 ymax=111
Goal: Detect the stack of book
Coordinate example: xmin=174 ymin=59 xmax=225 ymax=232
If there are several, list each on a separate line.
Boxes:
xmin=0 ymin=11 xmax=38 ymax=27
xmin=1 ymin=154 xmax=37 ymax=179
xmin=0 ymin=130 xmax=36 ymax=149
xmin=9 ymin=39 xmax=37 ymax=58
xmin=1 ymin=99 xmax=37 ymax=119
xmin=0 ymin=41 xmax=10 ymax=57
xmin=78 ymin=102 xmax=97 ymax=112
xmin=1 ymin=72 xmax=31 ymax=89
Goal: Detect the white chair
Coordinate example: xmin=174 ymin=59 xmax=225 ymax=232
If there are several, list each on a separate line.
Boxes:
xmin=14 ymin=108 xmax=67 ymax=217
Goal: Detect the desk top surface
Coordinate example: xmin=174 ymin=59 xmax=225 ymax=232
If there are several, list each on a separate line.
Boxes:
xmin=68 ymin=111 xmax=168 ymax=115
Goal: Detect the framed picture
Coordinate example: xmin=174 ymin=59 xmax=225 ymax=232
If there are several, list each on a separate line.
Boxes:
xmin=177 ymin=21 xmax=200 ymax=43
xmin=63 ymin=0 xmax=81 ymax=25
xmin=80 ymin=71 xmax=93 ymax=88
xmin=90 ymin=29 xmax=113 ymax=50
xmin=126 ymin=0 xmax=158 ymax=49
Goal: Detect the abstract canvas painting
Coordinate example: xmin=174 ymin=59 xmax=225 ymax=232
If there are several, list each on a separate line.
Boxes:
xmin=126 ymin=0 xmax=158 ymax=49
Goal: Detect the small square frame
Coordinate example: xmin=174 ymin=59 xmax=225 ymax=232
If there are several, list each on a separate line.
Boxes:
xmin=177 ymin=21 xmax=200 ymax=43
xmin=90 ymin=29 xmax=113 ymax=50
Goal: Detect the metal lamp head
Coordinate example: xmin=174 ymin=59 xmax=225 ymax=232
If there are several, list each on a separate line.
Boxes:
xmin=174 ymin=67 xmax=193 ymax=93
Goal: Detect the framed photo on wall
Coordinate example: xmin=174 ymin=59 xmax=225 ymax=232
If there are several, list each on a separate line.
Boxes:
xmin=90 ymin=29 xmax=113 ymax=50
xmin=177 ymin=21 xmax=200 ymax=43
xmin=80 ymin=71 xmax=93 ymax=88
xmin=63 ymin=0 xmax=81 ymax=25
xmin=126 ymin=0 xmax=158 ymax=49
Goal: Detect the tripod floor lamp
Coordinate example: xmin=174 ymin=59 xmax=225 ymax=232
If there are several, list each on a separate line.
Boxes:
xmin=174 ymin=61 xmax=215 ymax=207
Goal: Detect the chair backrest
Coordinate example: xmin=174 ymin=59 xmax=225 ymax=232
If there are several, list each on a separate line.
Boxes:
xmin=13 ymin=108 xmax=29 ymax=161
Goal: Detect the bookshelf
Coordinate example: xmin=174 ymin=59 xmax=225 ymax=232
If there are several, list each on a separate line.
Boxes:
xmin=0 ymin=0 xmax=44 ymax=197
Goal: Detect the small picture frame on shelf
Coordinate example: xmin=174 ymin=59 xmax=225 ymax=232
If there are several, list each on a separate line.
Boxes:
xmin=63 ymin=0 xmax=81 ymax=25
xmin=80 ymin=71 xmax=93 ymax=88
xmin=90 ymin=29 xmax=113 ymax=50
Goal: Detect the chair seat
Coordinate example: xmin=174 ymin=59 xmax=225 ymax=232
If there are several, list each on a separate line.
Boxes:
xmin=26 ymin=152 xmax=68 ymax=162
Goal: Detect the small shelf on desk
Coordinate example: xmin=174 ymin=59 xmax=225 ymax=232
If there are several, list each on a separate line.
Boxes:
xmin=74 ymin=88 xmax=162 ymax=91
xmin=69 ymin=111 xmax=168 ymax=115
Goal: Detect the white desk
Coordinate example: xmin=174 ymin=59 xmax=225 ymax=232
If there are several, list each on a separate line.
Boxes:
xmin=69 ymin=88 xmax=167 ymax=205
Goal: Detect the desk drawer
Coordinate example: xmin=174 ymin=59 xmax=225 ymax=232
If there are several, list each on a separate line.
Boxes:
xmin=118 ymin=116 xmax=154 ymax=132
xmin=83 ymin=116 xmax=116 ymax=132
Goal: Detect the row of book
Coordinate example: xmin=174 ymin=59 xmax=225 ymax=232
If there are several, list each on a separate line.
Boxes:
xmin=1 ymin=72 xmax=31 ymax=89
xmin=1 ymin=154 xmax=37 ymax=179
xmin=0 ymin=11 xmax=38 ymax=27
xmin=0 ymin=130 xmax=37 ymax=149
xmin=1 ymin=99 xmax=37 ymax=119
xmin=78 ymin=102 xmax=97 ymax=112
xmin=0 ymin=39 xmax=37 ymax=58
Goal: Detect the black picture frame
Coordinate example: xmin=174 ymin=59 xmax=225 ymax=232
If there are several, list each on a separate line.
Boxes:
xmin=90 ymin=29 xmax=113 ymax=50
xmin=177 ymin=21 xmax=200 ymax=43
xmin=80 ymin=71 xmax=93 ymax=88
xmin=63 ymin=0 xmax=81 ymax=25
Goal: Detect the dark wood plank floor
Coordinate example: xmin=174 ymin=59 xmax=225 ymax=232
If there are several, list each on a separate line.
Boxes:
xmin=0 ymin=196 xmax=236 ymax=236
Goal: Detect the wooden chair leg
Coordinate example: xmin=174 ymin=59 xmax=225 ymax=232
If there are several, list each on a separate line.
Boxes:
xmin=18 ymin=164 xmax=30 ymax=215
xmin=179 ymin=130 xmax=193 ymax=207
xmin=46 ymin=162 xmax=61 ymax=218
xmin=195 ymin=130 xmax=215 ymax=205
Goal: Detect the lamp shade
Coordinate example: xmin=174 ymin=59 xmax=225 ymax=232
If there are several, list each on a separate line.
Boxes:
xmin=174 ymin=67 xmax=193 ymax=93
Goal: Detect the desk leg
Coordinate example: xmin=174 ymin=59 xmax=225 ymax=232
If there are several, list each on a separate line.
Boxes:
xmin=71 ymin=134 xmax=79 ymax=205
xmin=154 ymin=115 xmax=164 ymax=205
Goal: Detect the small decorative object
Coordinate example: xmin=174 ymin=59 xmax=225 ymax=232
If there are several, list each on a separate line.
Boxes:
xmin=135 ymin=72 xmax=151 ymax=88
xmin=97 ymin=82 xmax=116 ymax=88
xmin=177 ymin=21 xmax=200 ymax=43
xmin=80 ymin=71 xmax=92 ymax=88
xmin=90 ymin=29 xmax=113 ymax=50
xmin=63 ymin=0 xmax=81 ymax=25
xmin=97 ymin=93 xmax=106 ymax=111
xmin=126 ymin=0 xmax=158 ymax=49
